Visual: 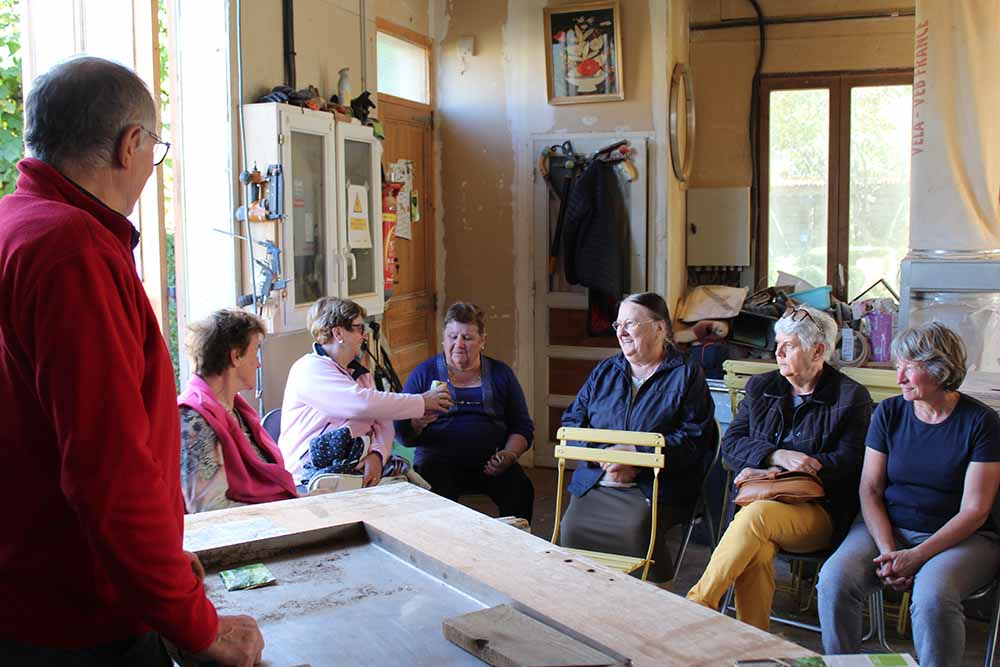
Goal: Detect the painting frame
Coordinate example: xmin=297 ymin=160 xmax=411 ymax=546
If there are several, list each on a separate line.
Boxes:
xmin=543 ymin=1 xmax=624 ymax=105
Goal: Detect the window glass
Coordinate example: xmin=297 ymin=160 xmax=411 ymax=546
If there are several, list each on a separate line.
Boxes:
xmin=291 ymin=131 xmax=326 ymax=305
xmin=376 ymin=32 xmax=429 ymax=104
xmin=767 ymin=88 xmax=830 ymax=288
xmin=848 ymin=84 xmax=912 ymax=299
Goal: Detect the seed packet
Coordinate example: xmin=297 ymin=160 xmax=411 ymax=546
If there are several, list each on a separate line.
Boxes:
xmin=219 ymin=563 xmax=276 ymax=591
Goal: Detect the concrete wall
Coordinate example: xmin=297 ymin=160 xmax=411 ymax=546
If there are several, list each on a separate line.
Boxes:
xmin=431 ymin=0 xmax=690 ymax=384
xmin=689 ymin=1 xmax=915 ymax=189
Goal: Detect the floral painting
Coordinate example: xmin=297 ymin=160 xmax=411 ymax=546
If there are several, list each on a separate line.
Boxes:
xmin=544 ymin=1 xmax=623 ymax=105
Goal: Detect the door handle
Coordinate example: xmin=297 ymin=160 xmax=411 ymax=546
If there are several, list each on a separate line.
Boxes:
xmin=346 ymin=252 xmax=358 ymax=280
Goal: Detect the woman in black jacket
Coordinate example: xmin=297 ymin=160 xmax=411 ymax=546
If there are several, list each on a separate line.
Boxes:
xmin=687 ymin=305 xmax=872 ymax=630
xmin=558 ymin=293 xmax=716 ymax=582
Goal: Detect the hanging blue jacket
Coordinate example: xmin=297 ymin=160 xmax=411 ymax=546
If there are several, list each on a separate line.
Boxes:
xmin=562 ymin=348 xmax=716 ymax=508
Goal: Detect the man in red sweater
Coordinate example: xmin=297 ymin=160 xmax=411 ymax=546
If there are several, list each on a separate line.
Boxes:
xmin=0 ymin=57 xmax=264 ymax=666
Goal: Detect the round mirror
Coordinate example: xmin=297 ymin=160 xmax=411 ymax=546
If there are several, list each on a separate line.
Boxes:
xmin=669 ymin=63 xmax=695 ymax=184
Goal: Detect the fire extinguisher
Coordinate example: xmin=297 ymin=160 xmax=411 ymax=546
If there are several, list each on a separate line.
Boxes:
xmin=381 ymin=182 xmax=402 ymax=299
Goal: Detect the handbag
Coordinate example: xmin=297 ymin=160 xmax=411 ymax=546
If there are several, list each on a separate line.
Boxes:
xmin=733 ymin=469 xmax=825 ymax=506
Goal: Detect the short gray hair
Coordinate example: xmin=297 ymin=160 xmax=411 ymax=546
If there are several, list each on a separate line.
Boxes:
xmin=891 ymin=321 xmax=967 ymax=391
xmin=24 ymin=56 xmax=156 ymax=170
xmin=774 ymin=305 xmax=838 ymax=361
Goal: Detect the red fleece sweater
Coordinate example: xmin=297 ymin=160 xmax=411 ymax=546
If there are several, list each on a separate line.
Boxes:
xmin=0 ymin=159 xmax=218 ymax=652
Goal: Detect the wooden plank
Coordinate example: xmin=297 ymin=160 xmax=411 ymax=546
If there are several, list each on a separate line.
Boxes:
xmin=549 ymin=309 xmax=619 ymax=348
xmin=723 ymin=359 xmax=900 ymax=409
xmin=553 ymin=445 xmax=663 ymax=469
xmin=556 ymin=427 xmax=665 ymax=448
xmin=560 ymin=548 xmax=645 ymax=574
xmin=443 ymin=604 xmax=620 ymax=667
xmin=549 ymin=357 xmax=599 ymax=396
xmin=184 ymin=485 xmax=815 ymax=666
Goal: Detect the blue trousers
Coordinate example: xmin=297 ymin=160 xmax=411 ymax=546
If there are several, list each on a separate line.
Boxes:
xmin=817 ymin=520 xmax=1000 ymax=667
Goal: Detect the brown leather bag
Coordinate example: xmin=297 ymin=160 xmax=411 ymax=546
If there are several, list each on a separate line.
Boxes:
xmin=733 ymin=469 xmax=825 ymax=506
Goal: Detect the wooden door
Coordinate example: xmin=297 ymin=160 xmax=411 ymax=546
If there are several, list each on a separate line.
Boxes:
xmin=531 ymin=132 xmax=652 ymax=467
xmin=380 ymin=96 xmax=436 ymax=383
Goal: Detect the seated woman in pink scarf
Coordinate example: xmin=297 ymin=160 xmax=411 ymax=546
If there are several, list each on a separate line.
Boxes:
xmin=178 ymin=309 xmax=298 ymax=513
xmin=279 ymin=297 xmax=453 ymax=487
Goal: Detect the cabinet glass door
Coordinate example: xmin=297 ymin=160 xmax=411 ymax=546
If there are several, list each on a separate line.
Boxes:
xmin=344 ymin=138 xmax=376 ymax=296
xmin=290 ymin=131 xmax=327 ymax=306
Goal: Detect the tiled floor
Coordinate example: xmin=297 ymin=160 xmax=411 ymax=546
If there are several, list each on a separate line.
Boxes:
xmin=460 ymin=466 xmax=994 ymax=666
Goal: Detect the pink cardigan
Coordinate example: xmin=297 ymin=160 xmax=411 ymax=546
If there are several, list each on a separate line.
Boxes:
xmin=278 ymin=349 xmax=425 ymax=482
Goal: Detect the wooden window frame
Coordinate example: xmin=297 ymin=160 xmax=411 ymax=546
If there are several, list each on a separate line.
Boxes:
xmin=375 ymin=17 xmax=434 ymax=110
xmin=757 ymin=69 xmax=913 ymax=301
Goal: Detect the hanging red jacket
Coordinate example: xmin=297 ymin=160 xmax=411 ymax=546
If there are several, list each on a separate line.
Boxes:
xmin=0 ymin=158 xmax=218 ymax=652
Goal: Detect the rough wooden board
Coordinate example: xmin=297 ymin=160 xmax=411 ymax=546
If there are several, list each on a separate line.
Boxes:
xmin=443 ymin=604 xmax=619 ymax=667
xmin=185 ymin=485 xmax=815 ymax=666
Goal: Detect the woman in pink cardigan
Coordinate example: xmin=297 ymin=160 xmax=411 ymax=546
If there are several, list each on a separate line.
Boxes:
xmin=279 ymin=297 xmax=453 ymax=487
xmin=178 ymin=309 xmax=298 ymax=513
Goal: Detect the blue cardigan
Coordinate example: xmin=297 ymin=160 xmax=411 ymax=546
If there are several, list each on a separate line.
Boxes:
xmin=563 ymin=348 xmax=715 ymax=507
xmin=396 ymin=354 xmax=534 ymax=467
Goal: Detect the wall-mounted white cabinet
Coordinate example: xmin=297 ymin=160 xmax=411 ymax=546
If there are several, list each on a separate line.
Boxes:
xmin=336 ymin=122 xmax=385 ymax=316
xmin=242 ymin=103 xmax=384 ymax=333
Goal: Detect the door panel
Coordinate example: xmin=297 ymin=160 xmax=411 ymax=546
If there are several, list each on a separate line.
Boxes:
xmin=380 ymin=98 xmax=436 ymax=383
xmin=532 ymin=133 xmax=651 ymax=466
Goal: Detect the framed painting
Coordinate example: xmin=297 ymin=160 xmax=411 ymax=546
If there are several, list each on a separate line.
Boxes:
xmin=543 ymin=1 xmax=624 ymax=105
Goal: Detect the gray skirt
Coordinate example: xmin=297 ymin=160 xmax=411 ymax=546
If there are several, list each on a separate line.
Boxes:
xmin=557 ymin=486 xmax=674 ymax=582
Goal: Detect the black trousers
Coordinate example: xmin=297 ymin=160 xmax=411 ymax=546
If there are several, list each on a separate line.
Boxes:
xmin=416 ymin=460 xmax=535 ymax=523
xmin=0 ymin=632 xmax=171 ymax=667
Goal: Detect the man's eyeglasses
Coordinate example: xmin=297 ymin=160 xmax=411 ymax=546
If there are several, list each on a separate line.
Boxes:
xmin=346 ymin=323 xmax=367 ymax=335
xmin=611 ymin=319 xmax=655 ymax=334
xmin=143 ymin=128 xmax=171 ymax=167
xmin=782 ymin=306 xmax=819 ymax=330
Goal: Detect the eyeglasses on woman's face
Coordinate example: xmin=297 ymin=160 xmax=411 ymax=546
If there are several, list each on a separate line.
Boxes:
xmin=343 ymin=320 xmax=367 ymax=335
xmin=611 ymin=319 xmax=655 ymax=335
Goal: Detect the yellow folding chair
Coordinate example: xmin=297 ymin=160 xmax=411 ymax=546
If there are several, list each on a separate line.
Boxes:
xmin=550 ymin=426 xmax=665 ymax=581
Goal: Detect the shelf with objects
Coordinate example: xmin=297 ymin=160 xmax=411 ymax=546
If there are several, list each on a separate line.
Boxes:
xmin=239 ymin=103 xmax=386 ymax=333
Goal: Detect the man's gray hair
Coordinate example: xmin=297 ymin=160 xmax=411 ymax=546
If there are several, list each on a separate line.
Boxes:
xmin=891 ymin=321 xmax=967 ymax=392
xmin=24 ymin=56 xmax=156 ymax=170
xmin=773 ymin=305 xmax=838 ymax=361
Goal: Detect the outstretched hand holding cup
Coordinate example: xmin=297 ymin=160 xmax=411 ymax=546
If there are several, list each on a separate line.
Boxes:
xmin=421 ymin=380 xmax=453 ymax=417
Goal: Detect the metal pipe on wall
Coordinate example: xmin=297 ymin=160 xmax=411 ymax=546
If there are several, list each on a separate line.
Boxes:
xmin=691 ymin=9 xmax=915 ymax=31
xmin=282 ymin=0 xmax=296 ymax=88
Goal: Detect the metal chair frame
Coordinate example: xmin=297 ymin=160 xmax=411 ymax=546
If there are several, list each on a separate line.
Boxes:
xmin=551 ymin=427 xmax=666 ymax=581
xmin=668 ymin=423 xmax=722 ymax=583
xmin=551 ymin=424 xmax=722 ymax=583
xmin=869 ymin=576 xmax=1000 ymax=666
xmin=717 ymin=466 xmax=891 ymax=651
xmin=261 ymin=407 xmax=282 ymax=443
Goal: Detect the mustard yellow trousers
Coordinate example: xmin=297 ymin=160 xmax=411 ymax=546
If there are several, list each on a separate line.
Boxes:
xmin=686 ymin=499 xmax=833 ymax=631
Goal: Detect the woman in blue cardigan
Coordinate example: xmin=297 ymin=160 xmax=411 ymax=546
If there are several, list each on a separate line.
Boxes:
xmin=397 ymin=302 xmax=535 ymax=521
xmin=559 ymin=292 xmax=716 ymax=582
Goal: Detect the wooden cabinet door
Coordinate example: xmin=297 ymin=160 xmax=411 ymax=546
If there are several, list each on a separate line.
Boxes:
xmin=380 ymin=96 xmax=436 ymax=383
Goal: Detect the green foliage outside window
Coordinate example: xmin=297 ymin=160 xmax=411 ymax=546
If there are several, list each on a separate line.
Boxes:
xmin=0 ymin=0 xmax=22 ymax=198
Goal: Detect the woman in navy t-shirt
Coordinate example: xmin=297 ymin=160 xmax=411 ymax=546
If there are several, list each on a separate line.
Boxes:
xmin=818 ymin=322 xmax=1000 ymax=666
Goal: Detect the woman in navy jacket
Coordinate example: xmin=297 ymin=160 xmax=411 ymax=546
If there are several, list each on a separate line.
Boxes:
xmin=558 ymin=292 xmax=715 ymax=582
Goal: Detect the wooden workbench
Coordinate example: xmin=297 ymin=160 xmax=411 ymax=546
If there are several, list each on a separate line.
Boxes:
xmin=184 ymin=484 xmax=813 ymax=667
